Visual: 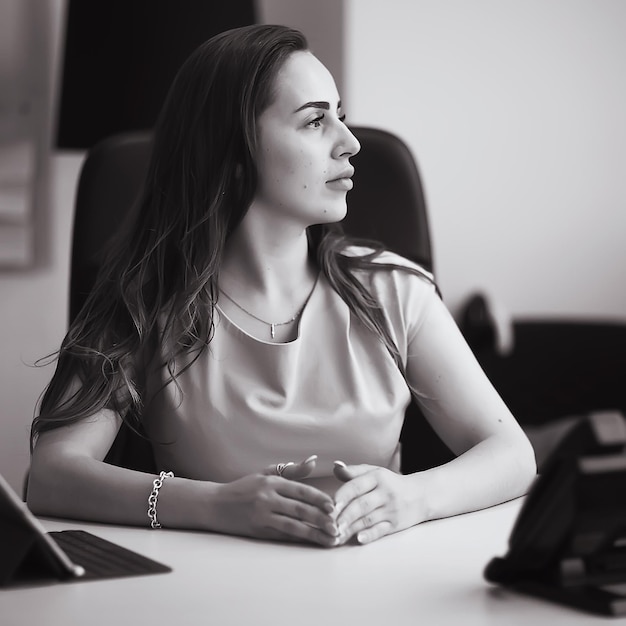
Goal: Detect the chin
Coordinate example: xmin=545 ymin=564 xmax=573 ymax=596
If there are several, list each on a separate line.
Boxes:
xmin=317 ymin=202 xmax=348 ymax=225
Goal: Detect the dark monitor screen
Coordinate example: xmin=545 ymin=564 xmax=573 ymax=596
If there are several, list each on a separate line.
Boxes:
xmin=56 ymin=0 xmax=256 ymax=149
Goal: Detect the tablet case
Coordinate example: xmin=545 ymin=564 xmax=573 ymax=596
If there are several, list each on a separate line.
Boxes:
xmin=0 ymin=473 xmax=171 ymax=587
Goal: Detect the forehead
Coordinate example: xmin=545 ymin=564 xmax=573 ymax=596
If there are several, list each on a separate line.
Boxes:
xmin=270 ymin=51 xmax=340 ymax=111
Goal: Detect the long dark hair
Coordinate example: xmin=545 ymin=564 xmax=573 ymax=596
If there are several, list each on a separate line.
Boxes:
xmin=31 ymin=25 xmax=434 ymax=448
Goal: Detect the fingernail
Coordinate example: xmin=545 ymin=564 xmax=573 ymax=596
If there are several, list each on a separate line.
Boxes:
xmin=324 ymin=502 xmax=335 ymax=514
xmin=357 ymin=532 xmax=368 ymax=544
xmin=325 ymin=521 xmax=339 ymax=536
xmin=304 ymin=454 xmax=318 ymax=464
xmin=334 ymin=460 xmax=347 ymax=468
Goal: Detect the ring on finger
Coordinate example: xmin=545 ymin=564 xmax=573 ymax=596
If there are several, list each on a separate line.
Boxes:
xmin=275 ymin=462 xmax=293 ymax=476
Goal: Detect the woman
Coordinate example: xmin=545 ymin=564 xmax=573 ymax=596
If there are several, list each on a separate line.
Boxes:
xmin=28 ymin=25 xmax=536 ymax=547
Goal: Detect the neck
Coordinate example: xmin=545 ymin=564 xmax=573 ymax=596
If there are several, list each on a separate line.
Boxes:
xmin=221 ymin=219 xmax=315 ymax=296
xmin=218 ymin=215 xmax=320 ymax=343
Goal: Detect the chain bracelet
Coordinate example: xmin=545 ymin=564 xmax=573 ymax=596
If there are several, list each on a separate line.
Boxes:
xmin=147 ymin=471 xmax=174 ymax=529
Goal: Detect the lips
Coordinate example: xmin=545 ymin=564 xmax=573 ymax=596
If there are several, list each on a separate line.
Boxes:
xmin=325 ymin=177 xmax=354 ymax=191
xmin=326 ymin=167 xmax=354 ymax=184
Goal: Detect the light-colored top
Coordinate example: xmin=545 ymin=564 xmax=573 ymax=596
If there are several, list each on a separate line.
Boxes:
xmin=143 ymin=250 xmax=438 ymax=484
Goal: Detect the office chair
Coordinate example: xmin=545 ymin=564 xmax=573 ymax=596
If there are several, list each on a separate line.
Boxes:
xmin=69 ymin=127 xmax=454 ymax=475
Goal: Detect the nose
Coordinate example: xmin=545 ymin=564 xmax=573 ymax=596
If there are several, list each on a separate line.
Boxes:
xmin=333 ymin=123 xmax=361 ymax=159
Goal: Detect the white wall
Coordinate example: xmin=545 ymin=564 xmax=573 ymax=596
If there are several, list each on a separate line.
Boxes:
xmin=0 ymin=0 xmax=78 ymax=493
xmin=258 ymin=0 xmax=344 ymax=93
xmin=0 ymin=155 xmax=79 ymax=493
xmin=345 ymin=0 xmax=626 ymax=318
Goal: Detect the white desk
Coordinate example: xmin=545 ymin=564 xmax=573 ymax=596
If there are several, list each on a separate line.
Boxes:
xmin=1 ymin=498 xmax=623 ymax=626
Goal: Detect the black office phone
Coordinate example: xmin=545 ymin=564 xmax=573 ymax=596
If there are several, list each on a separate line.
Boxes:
xmin=485 ymin=410 xmax=626 ymax=616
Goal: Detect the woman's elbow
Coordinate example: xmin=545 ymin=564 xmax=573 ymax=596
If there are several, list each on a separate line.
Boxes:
xmin=510 ymin=431 xmax=538 ymax=495
xmin=26 ymin=452 xmax=74 ymax=516
xmin=26 ymin=457 xmax=55 ymax=515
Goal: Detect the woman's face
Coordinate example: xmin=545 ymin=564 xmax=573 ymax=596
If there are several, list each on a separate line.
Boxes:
xmin=250 ymin=51 xmax=361 ymax=228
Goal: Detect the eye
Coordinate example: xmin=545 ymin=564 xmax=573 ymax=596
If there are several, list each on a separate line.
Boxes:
xmin=307 ymin=114 xmax=324 ymax=129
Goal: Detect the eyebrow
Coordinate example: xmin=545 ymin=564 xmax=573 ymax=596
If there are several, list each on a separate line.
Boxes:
xmin=294 ymin=100 xmax=342 ymax=113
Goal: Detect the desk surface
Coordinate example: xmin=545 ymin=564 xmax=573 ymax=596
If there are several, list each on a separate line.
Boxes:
xmin=1 ymin=498 xmax=623 ymax=626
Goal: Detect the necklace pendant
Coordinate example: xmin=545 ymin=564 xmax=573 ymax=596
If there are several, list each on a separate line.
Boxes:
xmin=271 ymin=323 xmax=276 ymax=339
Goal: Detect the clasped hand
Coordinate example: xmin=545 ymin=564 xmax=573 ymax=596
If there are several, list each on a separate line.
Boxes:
xmin=332 ymin=460 xmax=417 ymax=546
xmin=214 ymin=455 xmax=417 ymax=547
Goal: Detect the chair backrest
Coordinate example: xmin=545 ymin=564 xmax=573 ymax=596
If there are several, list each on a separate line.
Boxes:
xmin=345 ymin=127 xmax=433 ymax=271
xmin=70 ymin=133 xmax=153 ymax=322
xmin=69 ymin=127 xmax=453 ymax=473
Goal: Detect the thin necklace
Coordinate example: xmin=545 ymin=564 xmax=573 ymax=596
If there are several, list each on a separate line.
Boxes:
xmin=219 ymin=274 xmax=319 ymax=339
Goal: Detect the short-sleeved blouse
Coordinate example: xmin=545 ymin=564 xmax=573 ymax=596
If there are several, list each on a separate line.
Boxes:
xmin=143 ymin=250 xmax=437 ymax=488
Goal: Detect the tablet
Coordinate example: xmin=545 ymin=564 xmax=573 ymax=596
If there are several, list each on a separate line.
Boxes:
xmin=0 ymin=472 xmax=171 ymax=586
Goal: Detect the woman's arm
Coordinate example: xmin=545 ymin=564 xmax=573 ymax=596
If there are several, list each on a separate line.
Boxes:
xmin=333 ymin=290 xmax=537 ymax=544
xmin=28 ymin=409 xmax=338 ymax=545
xmin=406 ymin=289 xmax=537 ymax=516
xmin=28 ymin=409 xmax=207 ymax=528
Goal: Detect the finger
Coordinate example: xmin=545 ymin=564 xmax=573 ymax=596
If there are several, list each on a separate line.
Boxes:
xmin=335 ymin=483 xmax=386 ymax=530
xmin=262 ymin=462 xmax=295 ymax=476
xmin=275 ymin=477 xmax=335 ymax=515
xmin=282 ymin=454 xmax=318 ymax=479
xmin=333 ymin=468 xmax=379 ymax=517
xmin=333 ymin=461 xmax=374 ymax=483
xmin=273 ymin=498 xmax=339 ymax=543
xmin=266 ymin=512 xmax=340 ymax=547
xmin=337 ymin=502 xmax=389 ymax=544
xmin=262 ymin=454 xmax=318 ymax=479
xmin=265 ymin=479 xmax=339 ymax=545
xmin=271 ymin=489 xmax=337 ymax=535
xmin=355 ymin=520 xmax=393 ymax=545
